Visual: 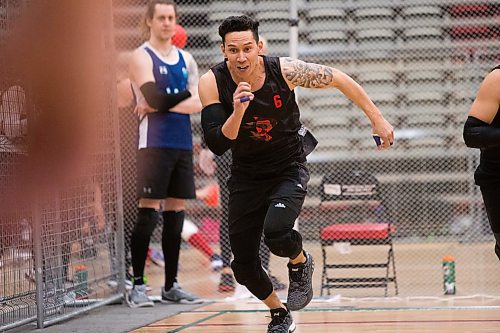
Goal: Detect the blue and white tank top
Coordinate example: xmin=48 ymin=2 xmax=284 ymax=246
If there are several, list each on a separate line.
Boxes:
xmin=136 ymin=42 xmax=192 ymax=150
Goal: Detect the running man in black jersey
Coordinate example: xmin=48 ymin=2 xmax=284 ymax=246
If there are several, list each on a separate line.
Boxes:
xmin=198 ymin=15 xmax=394 ymax=333
xmin=463 ymin=66 xmax=500 ymax=261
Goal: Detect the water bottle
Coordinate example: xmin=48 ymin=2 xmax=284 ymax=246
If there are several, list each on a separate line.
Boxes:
xmin=442 ymin=256 xmax=456 ymax=295
xmin=74 ymin=265 xmax=88 ymax=297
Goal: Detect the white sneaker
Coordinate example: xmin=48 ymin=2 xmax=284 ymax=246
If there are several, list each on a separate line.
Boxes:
xmin=128 ymin=285 xmax=154 ymax=308
xmin=225 ymin=282 xmax=255 ymax=302
xmin=63 ymin=291 xmax=77 ymax=304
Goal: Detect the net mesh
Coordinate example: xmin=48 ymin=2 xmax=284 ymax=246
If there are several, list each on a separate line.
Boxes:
xmin=1 ymin=1 xmax=500 ymax=329
xmin=112 ymin=0 xmax=500 ymax=300
xmin=1 ymin=0 xmax=121 ymax=329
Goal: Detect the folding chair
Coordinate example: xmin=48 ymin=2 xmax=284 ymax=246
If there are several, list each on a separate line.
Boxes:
xmin=319 ymin=170 xmax=398 ymax=297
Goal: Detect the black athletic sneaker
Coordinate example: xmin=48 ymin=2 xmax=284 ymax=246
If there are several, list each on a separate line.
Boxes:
xmin=286 ymin=251 xmax=314 ymax=311
xmin=267 ymin=305 xmax=296 ymax=333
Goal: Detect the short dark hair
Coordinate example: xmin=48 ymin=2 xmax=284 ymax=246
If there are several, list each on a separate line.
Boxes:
xmin=218 ymin=15 xmax=259 ymax=44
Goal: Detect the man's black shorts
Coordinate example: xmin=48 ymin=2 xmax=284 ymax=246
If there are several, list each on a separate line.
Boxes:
xmin=227 ymin=162 xmax=310 ymax=235
xmin=136 ymin=148 xmax=196 ymax=200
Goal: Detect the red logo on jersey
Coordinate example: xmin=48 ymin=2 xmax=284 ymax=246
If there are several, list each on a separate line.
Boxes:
xmin=243 ymin=117 xmax=278 ymax=142
xmin=273 ymin=94 xmax=282 ymax=108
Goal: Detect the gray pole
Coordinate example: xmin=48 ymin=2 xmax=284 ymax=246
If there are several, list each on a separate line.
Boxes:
xmin=33 ymin=196 xmax=45 ymax=328
xmin=107 ymin=0 xmax=126 ymax=299
xmin=289 ymin=0 xmax=299 ymax=59
xmin=290 ymin=0 xmax=300 ymax=232
xmin=289 ymin=0 xmax=299 ymax=101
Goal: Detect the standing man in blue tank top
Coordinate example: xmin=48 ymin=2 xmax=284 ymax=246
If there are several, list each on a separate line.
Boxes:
xmin=199 ymin=15 xmax=394 ymax=332
xmin=127 ymin=0 xmax=202 ymax=308
xmin=463 ymin=66 xmax=500 ymax=261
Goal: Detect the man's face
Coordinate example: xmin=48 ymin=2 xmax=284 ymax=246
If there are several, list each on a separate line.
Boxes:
xmin=221 ymin=30 xmax=262 ymax=78
xmin=147 ymin=4 xmax=176 ymax=42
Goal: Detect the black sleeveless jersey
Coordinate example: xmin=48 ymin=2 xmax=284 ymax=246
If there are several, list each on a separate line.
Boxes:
xmin=475 ymin=65 xmax=500 ymax=186
xmin=211 ymin=56 xmax=305 ymax=179
xmin=482 ymin=65 xmax=500 ymax=162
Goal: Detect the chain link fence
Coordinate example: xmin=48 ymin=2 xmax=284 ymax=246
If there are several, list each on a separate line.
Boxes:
xmin=1 ymin=1 xmax=123 ymax=330
xmin=2 ymin=0 xmax=499 ymax=330
xmin=113 ymin=0 xmax=500 ymax=301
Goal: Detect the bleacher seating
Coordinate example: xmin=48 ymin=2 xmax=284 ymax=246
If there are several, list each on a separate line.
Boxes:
xmin=448 ymin=3 xmax=490 ymax=18
xmin=254 ymin=0 xmax=296 ymax=11
xmin=353 ymin=7 xmax=395 ymax=28
xmin=356 ymin=28 xmax=397 ymax=49
xmin=256 ymin=10 xmax=291 ymax=50
xmin=402 ymin=27 xmax=445 ymax=47
xmin=356 ymin=71 xmax=398 ymax=93
xmin=208 ymin=0 xmax=249 ymax=12
xmin=256 ymin=11 xmax=290 ymax=33
xmin=401 ymin=5 xmax=443 ymax=25
xmin=111 ymin=0 xmax=499 ymax=238
xmin=308 ymin=30 xmax=349 ymax=48
xmin=404 ymin=69 xmax=446 ymax=93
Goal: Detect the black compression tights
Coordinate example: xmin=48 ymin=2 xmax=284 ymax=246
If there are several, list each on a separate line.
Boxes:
xmin=162 ymin=210 xmax=184 ymax=290
xmin=481 ymin=186 xmax=500 ymax=260
xmin=131 ymin=208 xmax=159 ymax=285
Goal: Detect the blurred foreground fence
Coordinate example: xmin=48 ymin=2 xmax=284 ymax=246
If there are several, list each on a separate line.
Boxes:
xmin=2 ymin=0 xmax=500 ymax=331
xmin=1 ymin=0 xmax=124 ymax=330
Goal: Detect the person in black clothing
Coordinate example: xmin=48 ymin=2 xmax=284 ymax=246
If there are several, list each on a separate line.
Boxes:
xmin=198 ymin=15 xmax=394 ymax=332
xmin=199 ymin=35 xmax=286 ymax=294
xmin=463 ymin=65 xmax=500 ymax=260
xmin=199 ymin=147 xmax=286 ymax=293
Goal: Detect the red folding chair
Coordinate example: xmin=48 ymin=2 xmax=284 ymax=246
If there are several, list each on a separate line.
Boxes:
xmin=319 ymin=170 xmax=398 ymax=297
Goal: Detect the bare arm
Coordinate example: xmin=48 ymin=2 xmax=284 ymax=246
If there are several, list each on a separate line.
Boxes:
xmin=280 ymin=57 xmax=394 ymax=148
xmin=198 ymin=70 xmax=220 ymax=106
xmin=463 ymin=69 xmax=500 ymax=148
xmin=170 ymin=51 xmax=202 ymax=114
xmin=129 ymin=49 xmax=155 ymax=88
xmin=116 ymin=78 xmax=134 ymax=109
xmin=468 ymin=69 xmax=500 ymax=123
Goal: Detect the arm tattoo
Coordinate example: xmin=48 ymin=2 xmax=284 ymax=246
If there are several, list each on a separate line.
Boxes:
xmin=282 ymin=57 xmax=334 ymax=88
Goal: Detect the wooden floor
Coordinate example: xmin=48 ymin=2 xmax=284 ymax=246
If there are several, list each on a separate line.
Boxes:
xmin=129 ymin=241 xmax=500 ymax=332
xmin=130 ymin=298 xmax=500 ymax=333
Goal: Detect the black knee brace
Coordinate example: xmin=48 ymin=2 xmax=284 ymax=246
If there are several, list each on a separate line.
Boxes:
xmin=264 ymin=229 xmax=302 ymax=259
xmin=231 ymin=259 xmax=273 ymax=300
xmin=132 ymin=208 xmax=160 ymax=238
